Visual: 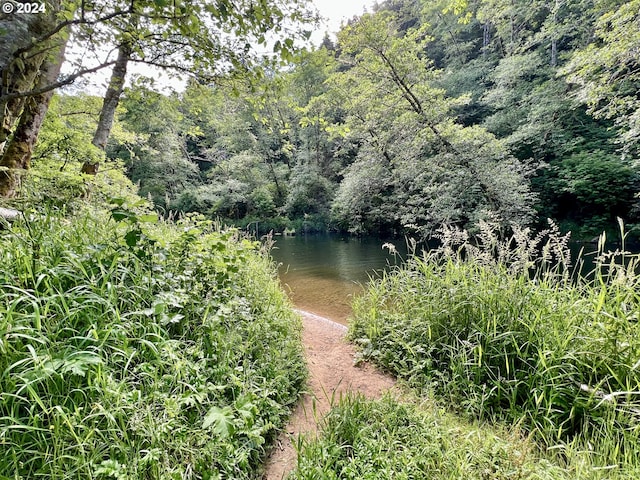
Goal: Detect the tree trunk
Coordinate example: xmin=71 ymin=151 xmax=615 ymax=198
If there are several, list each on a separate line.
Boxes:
xmin=482 ymin=22 xmax=491 ymax=57
xmin=92 ymin=44 xmax=131 ymax=150
xmin=0 ymin=42 xmax=66 ymax=197
xmin=85 ymin=36 xmax=134 ymax=175
xmin=550 ymin=0 xmax=560 ymax=67
xmin=0 ymin=7 xmax=61 ymax=155
xmin=0 ymin=53 xmax=47 ymax=155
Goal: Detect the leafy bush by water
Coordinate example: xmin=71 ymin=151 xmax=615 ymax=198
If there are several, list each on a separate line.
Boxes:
xmin=349 ymin=221 xmax=640 ymax=474
xmin=0 ymin=207 xmax=306 ymax=478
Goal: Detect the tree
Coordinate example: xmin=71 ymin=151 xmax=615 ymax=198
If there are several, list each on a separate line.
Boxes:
xmin=0 ymin=43 xmax=67 ymax=196
xmin=117 ymin=83 xmax=200 ymax=208
xmin=0 ymin=0 xmax=134 ymax=194
xmin=556 ymin=150 xmax=638 ymax=234
xmin=33 ymin=94 xmax=109 ymax=169
xmin=327 ymin=12 xmax=535 ymax=235
xmin=564 ymin=0 xmax=640 ymax=153
xmin=0 ymin=0 xmax=139 ymax=152
xmin=0 ymin=0 xmax=318 ymax=196
xmin=330 ymin=146 xmax=394 ymax=234
xmin=18 ymin=92 xmax=138 ymax=207
xmin=86 ymin=0 xmax=318 ymax=173
xmin=428 ymin=0 xmax=632 ymax=234
xmin=284 ymin=162 xmax=333 ymax=220
xmin=0 ymin=0 xmax=69 ymax=195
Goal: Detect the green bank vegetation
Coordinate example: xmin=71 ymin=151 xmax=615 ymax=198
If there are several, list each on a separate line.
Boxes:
xmin=0 ymin=174 xmax=305 ymax=478
xmin=312 ymin=222 xmax=639 ymax=479
xmin=291 ymin=394 xmax=570 ymax=480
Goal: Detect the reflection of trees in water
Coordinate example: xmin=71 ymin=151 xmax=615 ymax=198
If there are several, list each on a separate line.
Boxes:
xmin=272 ymin=235 xmax=406 ymax=323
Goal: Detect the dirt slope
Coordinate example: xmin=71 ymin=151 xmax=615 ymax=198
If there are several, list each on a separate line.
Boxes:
xmin=262 ymin=310 xmax=397 ymax=480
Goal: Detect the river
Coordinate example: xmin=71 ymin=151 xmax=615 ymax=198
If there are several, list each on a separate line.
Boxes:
xmin=270 ymin=235 xmax=407 ymax=325
xmin=270 ymin=231 xmax=638 ymax=326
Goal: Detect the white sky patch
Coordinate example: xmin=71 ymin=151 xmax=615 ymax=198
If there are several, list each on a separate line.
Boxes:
xmin=311 ymin=0 xmax=379 ymax=43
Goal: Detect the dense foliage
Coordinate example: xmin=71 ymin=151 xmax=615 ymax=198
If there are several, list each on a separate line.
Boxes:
xmin=348 ymin=222 xmax=640 ymax=475
xmin=41 ymin=0 xmax=633 ymax=239
xmin=2 ymin=2 xmax=640 ymax=477
xmin=0 ymin=204 xmax=305 ymax=478
xmin=290 ymin=394 xmax=569 ymax=480
xmin=0 ymin=0 xmax=317 ymax=195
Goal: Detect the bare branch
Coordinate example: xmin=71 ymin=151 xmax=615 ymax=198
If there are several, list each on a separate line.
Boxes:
xmin=12 ymin=9 xmax=134 ymax=59
xmin=0 ymin=61 xmax=117 ymax=103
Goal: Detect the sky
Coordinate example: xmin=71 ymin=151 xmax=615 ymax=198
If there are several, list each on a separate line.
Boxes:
xmin=311 ymin=0 xmax=379 ymax=43
xmin=66 ymin=0 xmax=380 ymax=93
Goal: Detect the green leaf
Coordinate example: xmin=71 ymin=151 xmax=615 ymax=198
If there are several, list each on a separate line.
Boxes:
xmin=111 ymin=208 xmax=132 ymax=222
xmin=108 ymin=197 xmax=126 ymax=206
xmin=203 ymin=405 xmax=235 ymax=438
xmin=154 ymin=302 xmax=166 ymax=315
xmin=61 ymin=353 xmax=102 ymax=377
xmin=125 ymin=229 xmax=142 ymax=247
xmin=138 ymin=214 xmax=158 ymax=223
xmin=160 ymin=312 xmax=184 ymax=325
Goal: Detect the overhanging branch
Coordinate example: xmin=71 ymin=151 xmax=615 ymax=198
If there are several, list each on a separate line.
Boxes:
xmin=0 ymin=61 xmax=117 ymax=103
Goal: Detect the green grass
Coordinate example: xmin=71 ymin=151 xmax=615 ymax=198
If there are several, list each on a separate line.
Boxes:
xmin=345 ymin=221 xmax=640 ymax=477
xmin=0 ymin=205 xmax=306 ymax=479
xmin=290 ymin=393 xmax=569 ymax=480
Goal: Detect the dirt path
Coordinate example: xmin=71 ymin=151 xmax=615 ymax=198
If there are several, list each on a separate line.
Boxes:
xmin=262 ymin=310 xmax=397 ymax=480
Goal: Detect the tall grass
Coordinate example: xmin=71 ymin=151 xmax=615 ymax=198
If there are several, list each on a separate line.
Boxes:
xmin=349 ymin=220 xmax=640 ymax=475
xmin=0 ymin=205 xmax=306 ymax=478
xmin=290 ymin=393 xmax=569 ymax=480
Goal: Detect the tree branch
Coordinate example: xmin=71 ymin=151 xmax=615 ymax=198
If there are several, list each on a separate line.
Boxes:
xmin=0 ymin=61 xmax=117 ymax=103
xmin=12 ymin=9 xmax=134 ymax=59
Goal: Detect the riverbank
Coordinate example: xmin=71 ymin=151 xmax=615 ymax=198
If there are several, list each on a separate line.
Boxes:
xmin=345 ymin=223 xmax=640 ymax=478
xmin=269 ymin=222 xmax=640 ymax=479
xmin=265 ymin=310 xmax=573 ymax=480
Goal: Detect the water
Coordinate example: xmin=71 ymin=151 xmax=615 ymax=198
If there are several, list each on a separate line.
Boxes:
xmin=270 ymin=235 xmax=406 ymax=325
xmin=270 ymin=234 xmax=638 ymax=326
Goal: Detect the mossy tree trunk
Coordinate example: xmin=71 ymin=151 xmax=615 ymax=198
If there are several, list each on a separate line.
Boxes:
xmin=0 ymin=13 xmax=51 ymax=155
xmin=0 ymin=60 xmax=44 ymax=155
xmin=0 ymin=41 xmax=66 ymax=197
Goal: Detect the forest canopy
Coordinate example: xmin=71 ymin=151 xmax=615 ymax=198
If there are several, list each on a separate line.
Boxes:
xmin=3 ymin=0 xmax=640 ymax=239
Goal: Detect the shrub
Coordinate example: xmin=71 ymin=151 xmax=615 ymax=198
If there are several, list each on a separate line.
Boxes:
xmin=0 ymin=207 xmax=305 ymax=478
xmin=349 ymin=221 xmax=640 ymax=473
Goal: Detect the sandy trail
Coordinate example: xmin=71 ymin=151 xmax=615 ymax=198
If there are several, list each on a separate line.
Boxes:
xmin=262 ymin=310 xmax=397 ymax=480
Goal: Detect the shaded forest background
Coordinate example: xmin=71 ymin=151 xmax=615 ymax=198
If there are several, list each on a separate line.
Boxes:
xmin=16 ymin=0 xmax=640 ymax=239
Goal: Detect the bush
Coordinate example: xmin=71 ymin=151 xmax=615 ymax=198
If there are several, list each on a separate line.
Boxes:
xmin=19 ymin=157 xmax=143 ymax=213
xmin=349 ymin=221 xmax=640 ymax=473
xmin=290 ymin=394 xmax=568 ymax=480
xmin=0 ymin=207 xmax=305 ymax=478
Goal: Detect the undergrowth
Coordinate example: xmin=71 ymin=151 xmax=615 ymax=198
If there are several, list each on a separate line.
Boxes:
xmin=290 ymin=394 xmax=569 ymax=480
xmin=0 ymin=203 xmax=306 ymax=479
xmin=349 ymin=220 xmax=640 ymax=477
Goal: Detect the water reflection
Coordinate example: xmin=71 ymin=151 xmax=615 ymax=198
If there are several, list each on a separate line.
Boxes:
xmin=270 ymin=234 xmax=635 ymax=326
xmin=271 ymin=235 xmax=406 ymax=325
